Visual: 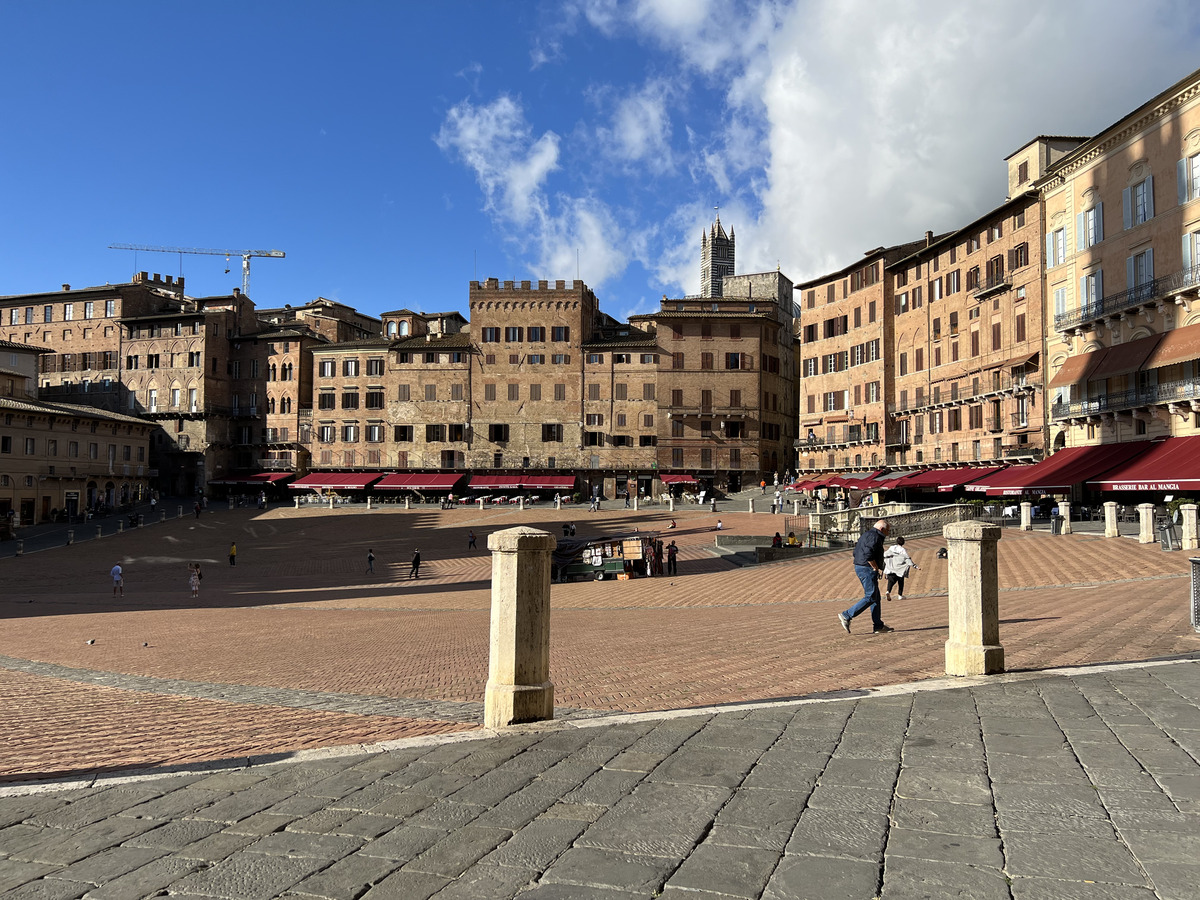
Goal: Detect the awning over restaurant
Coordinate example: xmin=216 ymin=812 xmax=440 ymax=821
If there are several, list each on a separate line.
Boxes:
xmin=1086 ymin=436 xmax=1200 ymax=491
xmin=1084 ymin=334 xmax=1163 ymax=381
xmin=469 ymin=475 xmax=524 ymax=490
xmin=791 ymin=472 xmax=840 ymax=491
xmin=964 ymin=466 xmax=1031 ymax=493
xmin=868 ymin=470 xmax=921 ymax=489
xmin=519 ymin=475 xmax=577 ymax=490
xmin=838 ymin=469 xmax=886 ymax=490
xmin=374 ymin=473 xmax=463 ymax=491
xmin=934 ymin=466 xmax=1005 ymax=492
xmin=208 ymin=473 xmax=292 ymax=486
xmin=659 ymin=474 xmax=699 ymax=485
xmin=980 ymin=443 xmax=1147 ymax=496
xmin=289 ymin=472 xmax=383 ymax=490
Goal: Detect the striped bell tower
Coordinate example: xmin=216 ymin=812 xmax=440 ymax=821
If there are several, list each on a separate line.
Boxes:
xmin=700 ymin=210 xmax=734 ymax=297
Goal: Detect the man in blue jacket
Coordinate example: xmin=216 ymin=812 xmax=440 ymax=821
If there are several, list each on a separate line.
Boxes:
xmin=839 ymin=519 xmax=894 ymax=635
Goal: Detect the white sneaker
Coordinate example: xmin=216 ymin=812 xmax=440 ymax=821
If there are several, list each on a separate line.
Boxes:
xmin=898 ymin=595 xmax=905 ymax=601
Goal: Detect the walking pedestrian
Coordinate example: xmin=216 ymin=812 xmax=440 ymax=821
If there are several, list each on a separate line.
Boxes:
xmin=188 ymin=563 xmax=201 ymax=600
xmin=110 ymin=562 xmax=124 ymax=597
xmin=409 ymin=549 xmax=421 ymax=579
xmin=760 ymin=479 xmax=767 ymax=495
xmin=883 ymin=536 xmax=919 ymax=601
xmin=467 ymin=530 xmax=477 ymax=550
xmin=193 ymin=501 xmax=202 ymax=519
xmin=839 ymin=519 xmax=893 ymax=635
xmin=366 ymin=548 xmax=375 ymax=575
xmin=569 ymin=523 xmax=576 ymax=536
xmin=229 ymin=541 xmax=237 ymax=567
xmin=624 ymin=490 xmax=630 ymax=508
xmin=666 ymin=540 xmax=678 ymax=576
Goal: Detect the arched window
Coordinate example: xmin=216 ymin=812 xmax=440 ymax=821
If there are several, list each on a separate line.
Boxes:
xmin=398 ymin=321 xmax=410 ymax=336
xmin=386 ymin=321 xmax=397 ymax=337
xmin=268 ymin=396 xmax=276 ymax=414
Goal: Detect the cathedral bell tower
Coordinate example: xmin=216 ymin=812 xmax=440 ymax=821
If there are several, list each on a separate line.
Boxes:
xmin=700 ymin=211 xmax=735 ymax=298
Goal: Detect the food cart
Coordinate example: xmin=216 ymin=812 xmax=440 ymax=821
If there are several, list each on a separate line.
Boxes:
xmin=553 ymin=532 xmax=659 ymax=582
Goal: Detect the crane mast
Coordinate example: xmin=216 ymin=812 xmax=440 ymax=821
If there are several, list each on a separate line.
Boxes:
xmin=108 ymin=243 xmax=286 ymax=296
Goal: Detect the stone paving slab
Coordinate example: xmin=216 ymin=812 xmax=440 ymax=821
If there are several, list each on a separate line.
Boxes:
xmin=1 ymin=659 xmax=1199 ymax=899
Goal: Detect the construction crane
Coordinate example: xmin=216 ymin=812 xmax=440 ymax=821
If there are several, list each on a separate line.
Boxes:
xmin=108 ymin=243 xmax=286 ymax=296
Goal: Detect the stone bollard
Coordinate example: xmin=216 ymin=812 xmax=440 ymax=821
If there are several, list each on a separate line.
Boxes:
xmin=479 ymin=498 xmax=486 ymax=510
xmin=944 ymin=521 xmax=1005 ymax=676
xmin=177 ymin=505 xmax=183 ymax=518
xmin=367 ymin=497 xmax=372 ymax=510
xmin=329 ymin=497 xmax=335 ymax=510
xmin=484 ymin=527 xmax=555 ymax=728
xmin=555 ymin=498 xmax=561 ymax=511
xmin=1182 ymin=505 xmax=1198 ymax=551
xmin=405 ymin=497 xmax=411 ymax=510
xmin=117 ymin=520 xmax=124 ymax=534
xmin=518 ymin=497 xmax=525 ymax=511
xmin=668 ymin=497 xmax=675 ymax=512
xmin=137 ymin=514 xmax=144 ymax=528
xmin=96 ymin=525 xmax=103 ymax=540
xmin=814 ymin=500 xmax=824 ymax=518
xmin=295 ymin=497 xmax=301 ymax=509
xmin=160 ymin=511 xmax=166 ymax=523
xmin=67 ymin=529 xmax=74 ymax=546
xmin=228 ymin=499 xmax=235 ymax=510
xmin=632 ymin=495 xmax=638 ymax=511
xmin=710 ymin=498 xmax=717 ymax=513
xmin=1058 ymin=502 xmax=1072 ymax=535
xmin=1138 ymin=503 xmax=1156 ymax=544
xmin=1104 ymin=501 xmax=1119 ymax=538
xmin=748 ymin=498 xmax=755 ymax=514
xmin=15 ymin=540 xmax=23 ymax=556
xmin=1020 ymin=501 xmax=1033 ymax=531
xmin=793 ymin=499 xmax=801 ymax=516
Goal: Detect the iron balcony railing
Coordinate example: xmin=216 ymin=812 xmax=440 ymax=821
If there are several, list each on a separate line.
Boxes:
xmin=1053 ymin=265 xmax=1200 ymax=332
xmin=972 ymin=271 xmax=1013 ymax=300
xmin=1051 ymin=378 xmax=1200 ymax=419
xmin=888 ymin=375 xmax=1037 ymax=415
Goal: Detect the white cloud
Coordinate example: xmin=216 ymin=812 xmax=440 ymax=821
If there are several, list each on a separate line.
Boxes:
xmin=594 ymin=78 xmax=677 ymax=173
xmin=435 ymin=95 xmax=560 ymax=228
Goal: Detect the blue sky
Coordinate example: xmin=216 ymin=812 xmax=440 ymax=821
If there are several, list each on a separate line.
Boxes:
xmin=2 ymin=1 xmax=1199 ymax=323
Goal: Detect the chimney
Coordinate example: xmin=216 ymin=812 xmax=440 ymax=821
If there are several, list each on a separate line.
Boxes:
xmin=61 ymin=284 xmax=70 ymax=291
xmin=925 ymin=230 xmax=934 ymax=246
xmin=232 ymin=288 xmax=241 ymax=297
xmin=165 ymin=275 xmax=173 ymax=286
xmin=177 ymin=276 xmax=185 ymax=290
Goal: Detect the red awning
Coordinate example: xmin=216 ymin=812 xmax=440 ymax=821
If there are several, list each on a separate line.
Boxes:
xmin=965 ymin=466 xmax=1031 ymax=492
xmin=289 ymin=472 xmax=383 ymax=490
xmin=887 ymin=468 xmax=938 ymax=488
xmin=1086 ymin=436 xmax=1200 ymax=491
xmin=208 ymin=473 xmax=292 ymax=485
xmin=519 ymin=475 xmax=577 ymax=490
xmin=934 ymin=466 xmax=1006 ymax=492
xmin=981 ymin=443 xmax=1148 ymax=496
xmin=469 ymin=475 xmax=524 ymax=489
xmin=660 ymin=474 xmax=699 ymax=484
xmin=374 ymin=473 xmax=463 ymax=491
xmin=839 ymin=469 xmax=886 ymax=490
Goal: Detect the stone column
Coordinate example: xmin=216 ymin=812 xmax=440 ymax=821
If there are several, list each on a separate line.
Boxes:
xmin=944 ymin=521 xmax=1005 ymax=676
xmin=367 ymin=497 xmax=372 ymax=510
xmin=1020 ymin=501 xmax=1033 ymax=531
xmin=294 ymin=497 xmax=300 ymax=509
xmin=1104 ymin=501 xmax=1119 ymax=538
xmin=793 ymin=499 xmax=801 ymax=516
xmin=328 ymin=497 xmax=334 ymax=510
xmin=555 ymin=497 xmax=561 ymax=511
xmin=1059 ymin=501 xmax=1072 ymax=535
xmin=668 ymin=497 xmax=675 ymax=512
xmin=405 ymin=497 xmax=411 ymax=510
xmin=479 ymin=498 xmax=486 ymax=510
xmin=1138 ymin=503 xmax=1156 ymax=544
xmin=518 ymin=497 xmax=525 ymax=511
xmin=632 ymin=495 xmax=639 ymax=511
xmin=1181 ymin=504 xmax=1198 ymax=551
xmin=748 ymin=498 xmax=755 ymax=514
xmin=484 ymin=527 xmax=555 ymax=728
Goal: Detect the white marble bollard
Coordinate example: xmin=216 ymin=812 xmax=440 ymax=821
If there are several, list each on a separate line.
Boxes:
xmin=944 ymin=521 xmax=1005 ymax=676
xmin=793 ymin=499 xmax=801 ymax=516
xmin=178 ymin=505 xmax=184 ymax=518
xmin=1182 ymin=504 xmax=1198 ymax=551
xmin=66 ymin=529 xmax=74 ymax=545
xmin=479 ymin=498 xmax=486 ymax=510
xmin=96 ymin=525 xmax=103 ymax=540
xmin=1059 ymin=502 xmax=1072 ymax=535
xmin=1020 ymin=501 xmax=1033 ymax=532
xmin=1104 ymin=501 xmax=1119 ymax=538
xmin=367 ymin=497 xmax=372 ymax=510
xmin=518 ymin=497 xmax=525 ymax=511
xmin=295 ymin=497 xmax=301 ymax=509
xmin=555 ymin=498 xmax=561 ymax=511
xmin=1138 ymin=503 xmax=1156 ymax=544
xmin=748 ymin=498 xmax=756 ymax=514
xmin=669 ymin=497 xmax=675 ymax=512
xmin=632 ymin=495 xmax=639 ymax=511
xmin=328 ymin=497 xmax=335 ymax=510
xmin=484 ymin=527 xmax=555 ymax=728
xmin=405 ymin=497 xmax=411 ymax=510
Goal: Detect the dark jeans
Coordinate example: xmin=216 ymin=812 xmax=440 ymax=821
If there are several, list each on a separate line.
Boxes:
xmin=843 ymin=564 xmax=883 ymax=629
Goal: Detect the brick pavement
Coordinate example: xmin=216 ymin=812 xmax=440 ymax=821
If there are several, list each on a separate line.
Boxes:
xmin=0 ymin=504 xmax=1197 ymax=782
xmin=1 ymin=659 xmax=1198 ymax=899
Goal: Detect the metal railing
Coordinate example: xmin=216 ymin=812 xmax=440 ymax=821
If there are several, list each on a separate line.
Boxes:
xmin=972 ymin=271 xmax=1012 ymax=299
xmin=889 ymin=375 xmax=1037 ymax=415
xmin=1054 ymin=264 xmax=1200 ymax=332
xmin=1052 ymin=378 xmax=1200 ymax=419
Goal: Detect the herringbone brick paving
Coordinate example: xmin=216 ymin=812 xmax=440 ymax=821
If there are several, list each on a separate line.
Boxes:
xmin=1 ymin=504 xmax=1196 ymax=781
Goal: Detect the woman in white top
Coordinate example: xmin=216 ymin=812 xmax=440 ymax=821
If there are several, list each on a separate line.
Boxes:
xmin=883 ymin=536 xmax=919 ymax=601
